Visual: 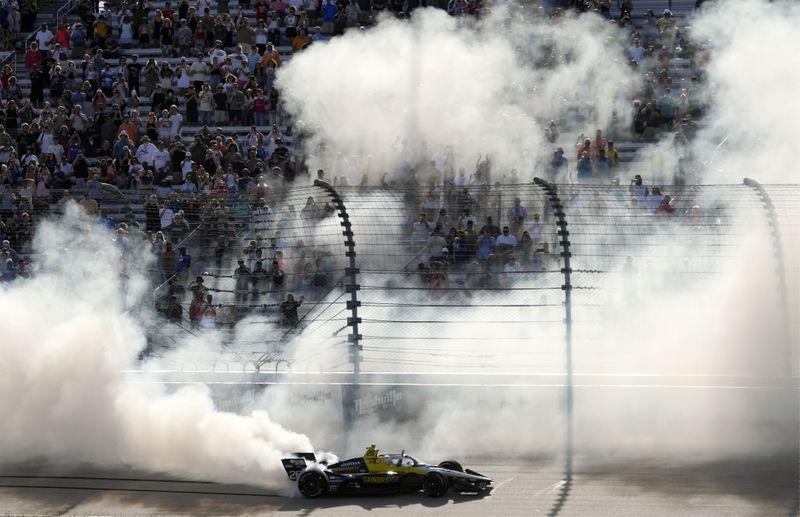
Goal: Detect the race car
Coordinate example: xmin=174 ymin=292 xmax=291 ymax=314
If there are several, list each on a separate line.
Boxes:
xmin=282 ymin=444 xmax=492 ymax=498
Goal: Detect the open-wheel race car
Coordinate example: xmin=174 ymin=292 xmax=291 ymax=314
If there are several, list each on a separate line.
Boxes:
xmin=282 ymin=444 xmax=492 ymax=498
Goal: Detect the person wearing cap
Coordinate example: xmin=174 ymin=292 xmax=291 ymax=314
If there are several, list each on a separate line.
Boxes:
xmin=136 ymin=135 xmax=158 ymax=167
xmin=657 ymin=8 xmax=676 ymax=35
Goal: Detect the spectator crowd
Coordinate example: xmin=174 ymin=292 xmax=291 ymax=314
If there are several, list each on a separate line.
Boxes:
xmin=0 ymin=0 xmax=711 ymax=337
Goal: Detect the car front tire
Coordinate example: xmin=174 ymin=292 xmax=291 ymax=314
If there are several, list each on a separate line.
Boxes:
xmin=423 ymin=472 xmax=449 ymax=497
xmin=298 ymin=470 xmax=328 ymax=498
xmin=438 ymin=460 xmax=463 ymax=472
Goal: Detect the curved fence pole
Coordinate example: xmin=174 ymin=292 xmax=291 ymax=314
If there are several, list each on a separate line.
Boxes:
xmin=534 ymin=178 xmax=573 ymax=516
xmin=314 ymin=180 xmax=362 ymax=450
xmin=742 ymin=178 xmax=800 ymax=517
xmin=742 ymin=178 xmax=793 ymax=377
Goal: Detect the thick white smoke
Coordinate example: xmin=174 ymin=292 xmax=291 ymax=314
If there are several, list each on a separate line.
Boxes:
xmin=689 ymin=0 xmax=800 ymax=183
xmin=278 ymin=7 xmax=639 ymax=183
xmin=3 ymin=0 xmax=797 ymax=494
xmin=0 ymin=205 xmax=312 ymax=488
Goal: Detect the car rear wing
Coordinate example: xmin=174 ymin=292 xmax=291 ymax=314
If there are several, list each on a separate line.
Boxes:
xmin=281 ymin=452 xmax=317 ymax=480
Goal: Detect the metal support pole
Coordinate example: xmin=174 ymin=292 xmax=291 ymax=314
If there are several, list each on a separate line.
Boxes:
xmin=743 ymin=178 xmax=793 ymax=377
xmin=742 ymin=178 xmax=798 ymax=517
xmin=534 ymin=177 xmax=573 ymax=516
xmin=314 ymin=180 xmax=362 ymax=446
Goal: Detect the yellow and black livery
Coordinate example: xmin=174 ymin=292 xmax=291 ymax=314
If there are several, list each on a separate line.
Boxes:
xmin=282 ymin=444 xmax=492 ymax=498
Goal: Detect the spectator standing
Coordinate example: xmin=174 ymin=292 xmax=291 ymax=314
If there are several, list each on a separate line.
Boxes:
xmin=160 ymin=241 xmax=178 ymax=280
xmin=234 ymin=258 xmax=251 ymax=303
xmin=280 ymin=293 xmax=303 ymax=327
xmin=35 ymin=24 xmax=54 ymax=57
xmin=321 ymin=0 xmax=337 ymax=35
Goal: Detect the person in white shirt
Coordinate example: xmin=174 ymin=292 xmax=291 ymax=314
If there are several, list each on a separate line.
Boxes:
xmin=70 ymin=106 xmax=90 ymax=134
xmin=35 ymin=24 xmax=54 ymax=53
xmin=168 ymin=105 xmax=183 ymax=138
xmin=411 ymin=213 xmax=431 ymax=243
xmin=495 ymin=226 xmax=518 ymax=255
xmin=527 ymin=213 xmax=544 ymax=242
xmin=49 ymin=141 xmax=65 ymax=164
xmin=159 ymin=203 xmax=175 ymax=230
xmin=58 ymin=161 xmax=73 ymax=179
xmin=37 ymin=126 xmax=55 ymax=155
xmin=209 ymin=42 xmax=227 ymax=63
xmin=181 ymin=157 xmax=194 ymax=180
xmin=453 ymin=167 xmax=468 ymax=187
xmin=272 ymin=230 xmax=288 ymax=251
xmin=135 ymin=136 xmax=158 ymax=167
xmin=153 ymin=142 xmax=170 ymax=173
xmin=628 ymin=39 xmax=645 ymax=63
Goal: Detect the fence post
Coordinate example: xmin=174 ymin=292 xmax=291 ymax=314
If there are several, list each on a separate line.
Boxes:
xmin=742 ymin=178 xmax=793 ymax=378
xmin=314 ymin=180 xmax=362 ymax=441
xmin=533 ymin=177 xmax=573 ymax=516
xmin=742 ymin=178 xmax=799 ymax=517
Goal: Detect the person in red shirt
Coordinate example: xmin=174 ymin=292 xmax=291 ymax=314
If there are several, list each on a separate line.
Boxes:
xmin=255 ymin=0 xmax=270 ymax=22
xmin=55 ymin=25 xmax=71 ymax=49
xmin=592 ymin=129 xmax=607 ymax=156
xmin=161 ymin=0 xmax=175 ymax=21
xmin=25 ymin=42 xmax=41 ymax=70
xmin=269 ymin=0 xmax=287 ymax=14
xmin=0 ymin=65 xmax=13 ymax=90
xmin=251 ymin=90 xmax=268 ymax=127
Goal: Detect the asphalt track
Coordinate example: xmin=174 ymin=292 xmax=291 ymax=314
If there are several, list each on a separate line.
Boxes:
xmin=1 ymin=456 xmax=797 ymax=517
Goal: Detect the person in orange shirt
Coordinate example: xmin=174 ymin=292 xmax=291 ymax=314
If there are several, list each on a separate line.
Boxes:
xmin=117 ymin=113 xmax=139 ymax=143
xmin=292 ymin=28 xmax=312 ymax=52
xmin=260 ymin=43 xmax=281 ymax=68
xmin=592 ymin=129 xmax=607 ymax=156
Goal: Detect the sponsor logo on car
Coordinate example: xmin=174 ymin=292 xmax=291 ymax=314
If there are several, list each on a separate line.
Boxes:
xmin=363 ymin=476 xmax=399 ymax=484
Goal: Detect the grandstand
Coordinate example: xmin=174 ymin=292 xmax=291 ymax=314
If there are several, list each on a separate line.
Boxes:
xmin=3 ymin=0 xmax=702 ymax=170
xmin=3 ymin=0 xmax=793 ymax=373
xmin=1 ymin=3 xmax=799 ymax=514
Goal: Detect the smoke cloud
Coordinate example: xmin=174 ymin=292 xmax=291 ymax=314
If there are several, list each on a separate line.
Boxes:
xmin=278 ymin=7 xmax=639 ymax=183
xmin=683 ymin=0 xmax=800 ymax=183
xmin=2 ymin=0 xmax=798 ymax=496
xmin=0 ymin=205 xmax=313 ymax=488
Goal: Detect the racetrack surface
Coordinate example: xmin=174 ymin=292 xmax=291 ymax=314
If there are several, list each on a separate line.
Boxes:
xmin=1 ymin=456 xmax=796 ymax=516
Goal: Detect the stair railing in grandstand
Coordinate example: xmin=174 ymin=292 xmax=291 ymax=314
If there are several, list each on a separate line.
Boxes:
xmin=0 ymin=50 xmax=15 ymax=74
xmin=56 ymin=0 xmax=82 ymax=26
xmin=252 ymin=271 xmax=348 ymax=372
xmin=151 ymin=224 xmax=203 ymax=304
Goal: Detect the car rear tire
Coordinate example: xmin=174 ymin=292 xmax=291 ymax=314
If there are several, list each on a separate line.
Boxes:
xmin=438 ymin=461 xmax=463 ymax=472
xmin=298 ymin=471 xmax=328 ymax=498
xmin=423 ymin=472 xmax=448 ymax=497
